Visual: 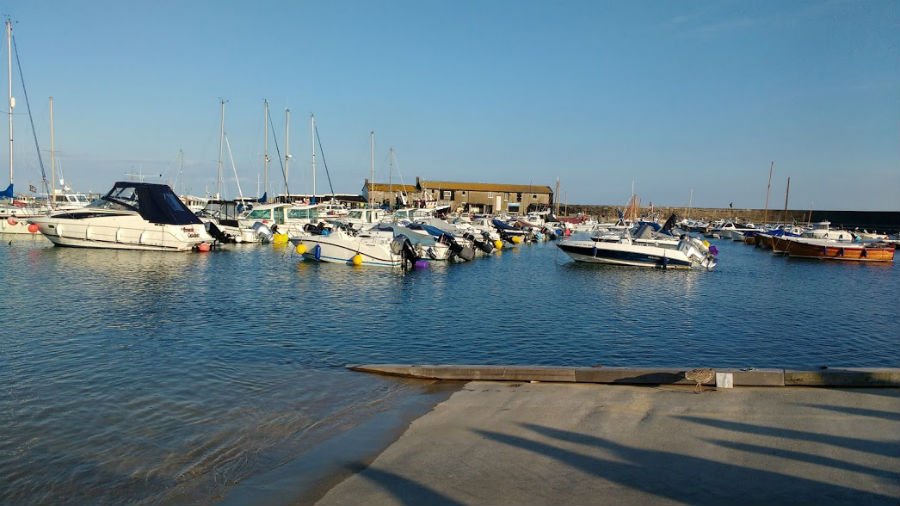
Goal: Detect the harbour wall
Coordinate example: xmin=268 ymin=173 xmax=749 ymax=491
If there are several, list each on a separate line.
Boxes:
xmin=562 ymin=206 xmax=900 ymax=234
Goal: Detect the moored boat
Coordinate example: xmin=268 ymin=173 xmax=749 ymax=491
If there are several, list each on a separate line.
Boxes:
xmin=782 ymin=237 xmax=895 ymax=262
xmin=557 ymin=234 xmax=718 ymax=270
xmin=290 ymin=222 xmax=420 ymax=268
xmin=29 ymin=181 xmax=214 ymax=251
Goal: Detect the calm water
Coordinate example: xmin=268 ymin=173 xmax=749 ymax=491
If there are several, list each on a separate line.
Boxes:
xmin=1 ymin=234 xmax=897 ymax=504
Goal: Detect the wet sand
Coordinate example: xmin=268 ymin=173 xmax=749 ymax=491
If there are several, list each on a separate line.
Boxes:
xmin=314 ymin=382 xmax=900 ymax=505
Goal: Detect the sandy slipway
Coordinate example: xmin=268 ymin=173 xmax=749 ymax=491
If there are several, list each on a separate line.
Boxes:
xmin=314 ymin=382 xmax=900 ymax=506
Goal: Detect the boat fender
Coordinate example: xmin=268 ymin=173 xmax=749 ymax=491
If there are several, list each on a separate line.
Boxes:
xmin=314 ymin=244 xmax=321 ymax=261
xmin=295 ymin=243 xmax=307 ymax=255
xmin=352 ymin=253 xmax=363 ymax=266
xmin=6 ymin=217 xmax=16 ymax=225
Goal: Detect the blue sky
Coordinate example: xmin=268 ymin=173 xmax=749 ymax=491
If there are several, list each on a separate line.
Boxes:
xmin=3 ymin=0 xmax=898 ymax=210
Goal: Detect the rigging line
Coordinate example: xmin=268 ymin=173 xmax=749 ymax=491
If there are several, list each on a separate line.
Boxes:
xmin=313 ymin=123 xmax=335 ymax=198
xmin=267 ymin=109 xmax=288 ymax=196
xmin=223 ymin=134 xmax=245 ymax=200
xmin=12 ymin=34 xmax=50 ymax=195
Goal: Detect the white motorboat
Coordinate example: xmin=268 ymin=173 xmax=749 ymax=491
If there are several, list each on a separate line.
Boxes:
xmin=237 ymin=202 xmax=320 ymax=240
xmin=557 ymin=233 xmax=717 ymax=270
xmin=712 ymin=221 xmax=758 ymax=241
xmin=337 ymin=207 xmax=386 ymax=231
xmin=29 ymin=181 xmax=214 ymax=251
xmin=290 ymin=223 xmax=419 ymax=268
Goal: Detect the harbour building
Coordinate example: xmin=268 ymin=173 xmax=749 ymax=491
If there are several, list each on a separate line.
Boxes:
xmin=363 ymin=178 xmax=554 ymax=214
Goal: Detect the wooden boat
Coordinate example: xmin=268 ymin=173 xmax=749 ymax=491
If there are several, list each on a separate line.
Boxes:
xmin=782 ymin=237 xmax=895 ymax=262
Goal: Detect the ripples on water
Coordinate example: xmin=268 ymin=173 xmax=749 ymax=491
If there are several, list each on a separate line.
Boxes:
xmin=1 ymin=234 xmax=897 ymax=503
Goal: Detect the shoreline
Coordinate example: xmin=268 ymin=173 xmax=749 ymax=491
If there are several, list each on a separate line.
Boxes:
xmin=218 ymin=379 xmax=460 ymax=506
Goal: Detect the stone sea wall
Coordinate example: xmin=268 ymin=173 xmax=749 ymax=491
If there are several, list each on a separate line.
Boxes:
xmin=560 ymin=206 xmax=900 ymax=234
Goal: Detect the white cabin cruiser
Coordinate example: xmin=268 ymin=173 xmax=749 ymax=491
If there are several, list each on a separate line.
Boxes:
xmin=29 ymin=181 xmax=214 ymax=251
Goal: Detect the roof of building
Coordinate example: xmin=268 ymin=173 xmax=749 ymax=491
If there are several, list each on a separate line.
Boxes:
xmin=419 ymin=180 xmax=553 ymax=194
xmin=365 ymin=183 xmax=419 ymax=192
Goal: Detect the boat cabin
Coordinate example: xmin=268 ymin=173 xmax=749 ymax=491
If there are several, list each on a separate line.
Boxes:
xmin=238 ymin=203 xmax=320 ymax=230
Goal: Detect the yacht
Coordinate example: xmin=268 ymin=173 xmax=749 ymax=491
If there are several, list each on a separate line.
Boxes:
xmin=29 ymin=181 xmax=214 ymax=251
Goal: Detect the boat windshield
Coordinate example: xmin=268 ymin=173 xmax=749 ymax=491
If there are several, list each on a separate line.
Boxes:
xmin=246 ymin=209 xmax=272 ymax=220
xmin=288 ymin=207 xmax=318 ymax=220
xmin=90 ymin=182 xmax=201 ymax=225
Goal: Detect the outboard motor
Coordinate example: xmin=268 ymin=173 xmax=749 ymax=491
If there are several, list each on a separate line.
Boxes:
xmin=448 ymin=240 xmax=475 ymax=262
xmin=204 ymin=221 xmax=230 ymax=243
xmin=480 ymin=231 xmax=495 ymax=252
xmin=252 ymin=222 xmax=273 ymax=243
xmin=391 ymin=235 xmax=419 ymax=270
xmin=457 ymin=244 xmax=476 ymax=262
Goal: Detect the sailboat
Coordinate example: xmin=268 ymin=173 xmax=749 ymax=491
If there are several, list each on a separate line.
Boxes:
xmin=0 ymin=19 xmax=46 ymax=234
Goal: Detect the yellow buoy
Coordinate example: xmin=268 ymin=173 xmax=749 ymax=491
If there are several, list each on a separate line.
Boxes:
xmin=511 ymin=235 xmax=522 ymax=244
xmin=494 ymin=240 xmax=504 ymax=250
xmin=295 ymin=243 xmax=307 ymax=255
xmin=352 ymin=254 xmax=363 ymax=266
xmin=702 ymin=240 xmax=710 ymax=248
xmin=273 ymin=233 xmax=289 ymax=245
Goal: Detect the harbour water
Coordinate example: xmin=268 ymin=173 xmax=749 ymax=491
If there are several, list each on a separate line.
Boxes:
xmin=1 ymin=235 xmax=897 ymax=504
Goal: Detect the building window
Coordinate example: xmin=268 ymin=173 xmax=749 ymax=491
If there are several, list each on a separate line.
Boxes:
xmin=516 ymin=193 xmax=522 ymax=202
xmin=442 ymin=190 xmax=453 ymax=200
xmin=532 ymin=194 xmax=537 ymax=199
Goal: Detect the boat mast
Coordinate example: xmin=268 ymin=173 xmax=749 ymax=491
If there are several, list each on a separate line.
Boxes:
xmin=217 ymin=99 xmax=226 ymax=199
xmin=310 ymin=113 xmax=316 ymax=203
xmin=263 ymin=99 xmax=269 ymax=199
xmin=49 ymin=96 xmax=55 ymax=207
xmin=284 ymin=108 xmax=291 ymax=198
xmin=763 ymin=161 xmax=774 ymax=225
xmin=783 ymin=176 xmax=791 ymax=224
xmin=388 ymin=147 xmax=394 ymax=209
xmin=369 ymin=130 xmax=374 ymax=208
xmin=688 ymin=188 xmax=693 ymax=220
xmin=6 ymin=18 xmax=13 ymax=192
xmin=554 ymin=177 xmax=560 ymax=216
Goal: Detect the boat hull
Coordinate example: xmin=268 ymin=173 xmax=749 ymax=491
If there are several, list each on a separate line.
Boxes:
xmin=291 ymin=235 xmax=403 ymax=267
xmin=557 ymin=240 xmax=698 ymax=269
xmin=783 ymin=238 xmax=895 ymax=262
xmin=1 ymin=216 xmax=41 ymax=234
xmin=30 ymin=214 xmax=211 ymax=252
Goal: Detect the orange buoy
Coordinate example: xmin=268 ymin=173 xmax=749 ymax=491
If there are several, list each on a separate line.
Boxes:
xmin=6 ymin=217 xmax=16 ymax=225
xmin=197 ymin=242 xmax=211 ymax=253
xmin=27 ymin=223 xmax=39 ymax=234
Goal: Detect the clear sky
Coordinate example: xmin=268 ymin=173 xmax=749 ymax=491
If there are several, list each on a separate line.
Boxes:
xmin=3 ymin=0 xmax=898 ymax=210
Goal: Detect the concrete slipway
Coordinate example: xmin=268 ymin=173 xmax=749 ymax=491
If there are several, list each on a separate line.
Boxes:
xmin=312 ymin=367 xmax=900 ymax=505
